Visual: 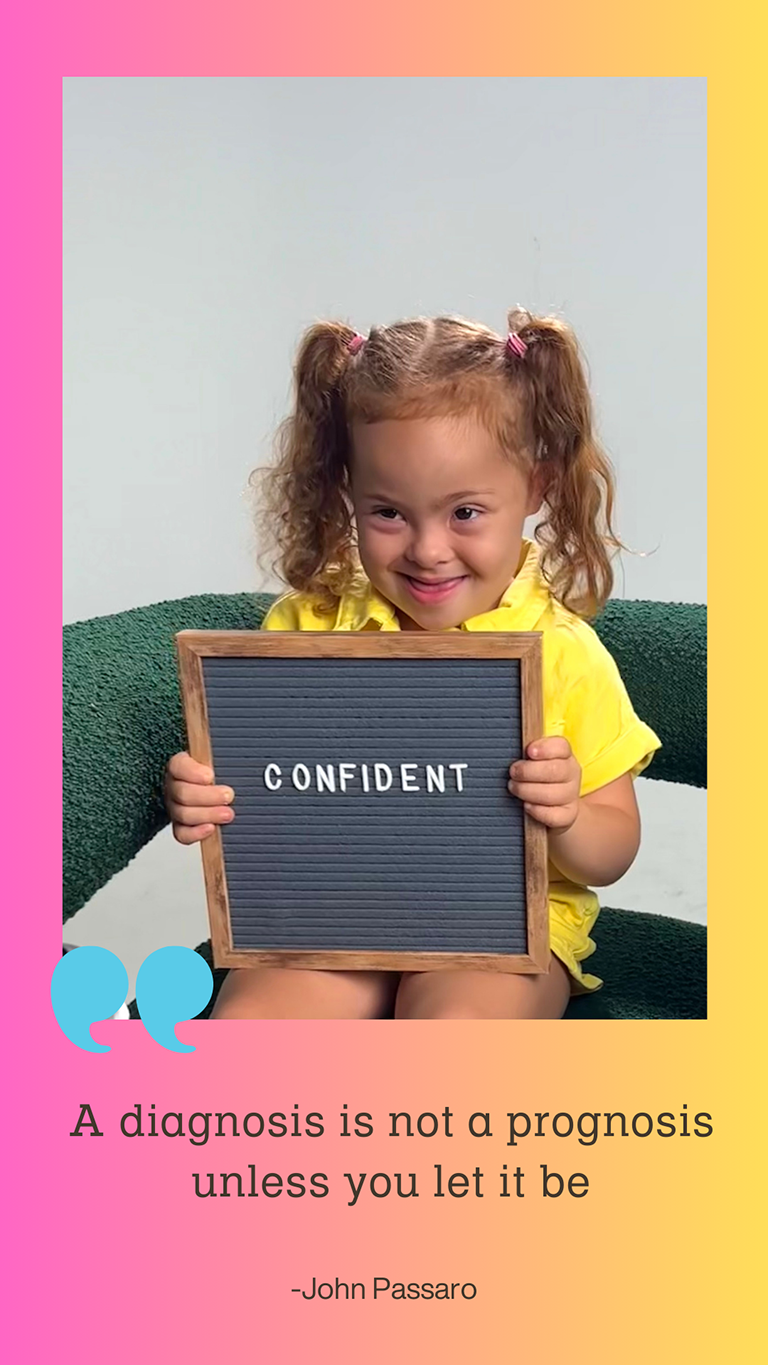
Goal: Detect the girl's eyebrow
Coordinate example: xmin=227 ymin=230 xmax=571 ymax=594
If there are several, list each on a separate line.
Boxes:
xmin=433 ymin=489 xmax=496 ymax=507
xmin=361 ymin=489 xmax=496 ymax=507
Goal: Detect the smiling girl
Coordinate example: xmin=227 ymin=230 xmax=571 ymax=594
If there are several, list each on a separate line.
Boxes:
xmin=164 ymin=310 xmax=660 ymax=1019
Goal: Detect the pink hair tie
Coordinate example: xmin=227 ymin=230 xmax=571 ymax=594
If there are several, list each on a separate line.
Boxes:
xmin=506 ymin=332 xmax=528 ymax=358
xmin=348 ymin=333 xmax=366 ymax=355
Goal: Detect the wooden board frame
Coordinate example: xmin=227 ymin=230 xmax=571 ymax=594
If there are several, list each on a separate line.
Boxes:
xmin=176 ymin=630 xmax=549 ymax=974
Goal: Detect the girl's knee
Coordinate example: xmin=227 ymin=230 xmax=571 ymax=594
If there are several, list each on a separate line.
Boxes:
xmin=412 ymin=1003 xmax=492 ymax=1020
xmin=209 ymin=969 xmax=267 ymax=1018
xmin=396 ymin=993 xmax=500 ymax=1020
xmin=395 ymin=964 xmax=571 ymax=1020
xmin=211 ymin=966 xmax=397 ymax=1020
xmin=394 ymin=974 xmax=489 ymax=1019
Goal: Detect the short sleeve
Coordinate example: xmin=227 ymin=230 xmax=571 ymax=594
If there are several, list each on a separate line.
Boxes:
xmin=260 ymin=591 xmax=338 ymax=632
xmin=552 ymin=622 xmax=661 ymax=797
xmin=261 ymin=594 xmax=301 ymax=631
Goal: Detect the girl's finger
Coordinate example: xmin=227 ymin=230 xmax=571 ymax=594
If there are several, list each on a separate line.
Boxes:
xmin=509 ymin=759 xmax=574 ymax=785
xmin=522 ymin=803 xmax=574 ymax=829
xmin=508 ymin=781 xmax=576 ymax=807
xmin=167 ymin=802 xmax=235 ymax=827
xmin=526 ymin=737 xmax=571 ymax=760
xmin=167 ymin=752 xmax=215 ymax=784
xmin=172 ymin=823 xmax=216 ymax=845
xmin=168 ymin=781 xmax=235 ymax=808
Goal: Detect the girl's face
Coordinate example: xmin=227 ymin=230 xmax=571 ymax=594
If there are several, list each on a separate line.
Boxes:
xmin=350 ymin=414 xmax=543 ymax=630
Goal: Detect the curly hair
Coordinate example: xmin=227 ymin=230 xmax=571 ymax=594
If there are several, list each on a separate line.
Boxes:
xmin=254 ymin=309 xmax=623 ymax=619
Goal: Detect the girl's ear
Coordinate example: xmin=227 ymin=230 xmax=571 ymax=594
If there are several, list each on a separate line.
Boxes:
xmin=525 ymin=464 xmax=550 ymax=517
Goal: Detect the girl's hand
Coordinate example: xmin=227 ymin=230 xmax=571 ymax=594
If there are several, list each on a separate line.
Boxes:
xmin=507 ymin=737 xmax=581 ymax=831
xmin=164 ymin=752 xmax=235 ymax=845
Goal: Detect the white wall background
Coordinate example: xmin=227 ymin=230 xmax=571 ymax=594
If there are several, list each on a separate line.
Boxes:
xmin=63 ymin=78 xmax=706 ymax=992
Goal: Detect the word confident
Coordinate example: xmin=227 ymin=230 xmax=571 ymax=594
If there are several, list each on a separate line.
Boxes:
xmin=261 ymin=761 xmax=469 ymax=794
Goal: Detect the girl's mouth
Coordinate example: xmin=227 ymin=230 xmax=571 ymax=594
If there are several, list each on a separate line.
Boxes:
xmin=401 ymin=574 xmax=467 ymax=604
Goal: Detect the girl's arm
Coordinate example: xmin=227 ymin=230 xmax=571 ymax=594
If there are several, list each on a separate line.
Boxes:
xmin=508 ymin=737 xmax=641 ymax=887
xmin=547 ymin=774 xmax=640 ymax=887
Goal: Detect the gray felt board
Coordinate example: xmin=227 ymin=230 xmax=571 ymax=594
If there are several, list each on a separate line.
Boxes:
xmin=203 ymin=656 xmax=527 ymax=954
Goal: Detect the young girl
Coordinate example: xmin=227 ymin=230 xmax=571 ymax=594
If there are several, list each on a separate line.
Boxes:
xmin=164 ymin=308 xmax=660 ymax=1020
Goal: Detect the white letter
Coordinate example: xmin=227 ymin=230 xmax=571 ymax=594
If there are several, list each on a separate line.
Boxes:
xmin=316 ymin=764 xmax=336 ymax=793
xmin=448 ymin=762 xmax=468 ymax=792
xmin=264 ymin=763 xmax=282 ymax=791
xmin=426 ymin=764 xmax=445 ymax=794
xmin=400 ymin=763 xmax=420 ymax=792
xmin=338 ymin=762 xmax=356 ymax=793
xmin=374 ymin=763 xmax=393 ymax=792
xmin=292 ymin=763 xmax=310 ymax=791
xmin=361 ymin=763 xmax=371 ymax=793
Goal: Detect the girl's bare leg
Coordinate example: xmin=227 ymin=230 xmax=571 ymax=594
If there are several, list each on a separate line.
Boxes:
xmin=211 ymin=967 xmax=399 ymax=1020
xmin=394 ymin=959 xmax=572 ymax=1020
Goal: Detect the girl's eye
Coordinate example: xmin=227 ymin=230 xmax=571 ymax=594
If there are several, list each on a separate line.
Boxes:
xmin=454 ymin=506 xmax=480 ymax=522
xmin=374 ymin=508 xmax=402 ymax=521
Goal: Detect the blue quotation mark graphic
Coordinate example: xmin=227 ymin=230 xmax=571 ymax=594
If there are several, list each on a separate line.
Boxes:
xmin=50 ymin=946 xmax=214 ymax=1054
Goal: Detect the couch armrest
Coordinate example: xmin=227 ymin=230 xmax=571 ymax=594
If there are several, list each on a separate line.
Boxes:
xmin=63 ymin=592 xmax=272 ymax=921
xmin=594 ymin=600 xmax=706 ymax=789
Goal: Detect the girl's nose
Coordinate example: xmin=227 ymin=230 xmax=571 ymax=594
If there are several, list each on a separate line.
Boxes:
xmin=404 ymin=529 xmax=452 ymax=570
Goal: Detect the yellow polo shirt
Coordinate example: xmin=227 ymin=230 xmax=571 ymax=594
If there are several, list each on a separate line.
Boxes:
xmin=262 ymin=540 xmax=660 ymax=991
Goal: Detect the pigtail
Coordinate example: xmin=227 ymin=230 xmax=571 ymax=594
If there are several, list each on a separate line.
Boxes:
xmin=255 ymin=321 xmax=361 ymax=604
xmin=506 ymin=308 xmax=622 ymax=619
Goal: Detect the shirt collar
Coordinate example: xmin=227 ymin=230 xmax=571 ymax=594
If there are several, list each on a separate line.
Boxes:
xmin=333 ymin=539 xmax=551 ymax=633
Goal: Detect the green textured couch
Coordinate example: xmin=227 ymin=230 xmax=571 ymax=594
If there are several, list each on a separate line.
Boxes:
xmin=63 ymin=593 xmax=707 ymax=1020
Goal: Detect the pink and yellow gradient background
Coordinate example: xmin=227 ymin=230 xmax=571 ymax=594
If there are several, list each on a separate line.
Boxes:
xmin=2 ymin=9 xmax=759 ymax=1362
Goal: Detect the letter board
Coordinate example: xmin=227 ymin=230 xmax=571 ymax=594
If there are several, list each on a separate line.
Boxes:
xmin=176 ymin=632 xmax=548 ymax=972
